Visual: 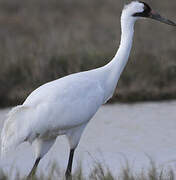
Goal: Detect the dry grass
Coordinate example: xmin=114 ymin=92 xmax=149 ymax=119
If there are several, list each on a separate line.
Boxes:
xmin=0 ymin=161 xmax=174 ymax=180
xmin=0 ymin=0 xmax=176 ymax=107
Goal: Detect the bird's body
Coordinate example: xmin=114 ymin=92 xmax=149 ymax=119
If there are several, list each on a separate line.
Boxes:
xmin=1 ymin=1 xmax=175 ymax=179
xmin=24 ymin=70 xmax=105 ymax=130
xmin=1 ymin=58 xmax=124 ymax=157
xmin=2 ymin=70 xmax=103 ymax=154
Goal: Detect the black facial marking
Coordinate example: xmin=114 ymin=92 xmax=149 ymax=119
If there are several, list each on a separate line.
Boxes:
xmin=133 ymin=1 xmax=152 ymax=17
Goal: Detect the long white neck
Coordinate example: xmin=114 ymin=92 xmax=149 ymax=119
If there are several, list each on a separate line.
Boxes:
xmin=101 ymin=14 xmax=136 ymax=102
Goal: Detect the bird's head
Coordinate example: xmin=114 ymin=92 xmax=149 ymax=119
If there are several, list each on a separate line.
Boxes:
xmin=122 ymin=1 xmax=176 ymax=26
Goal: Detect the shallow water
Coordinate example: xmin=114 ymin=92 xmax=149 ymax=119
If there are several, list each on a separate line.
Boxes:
xmin=0 ymin=101 xmax=176 ymax=178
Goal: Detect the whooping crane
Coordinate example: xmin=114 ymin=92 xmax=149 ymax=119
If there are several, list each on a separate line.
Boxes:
xmin=1 ymin=1 xmax=176 ymax=179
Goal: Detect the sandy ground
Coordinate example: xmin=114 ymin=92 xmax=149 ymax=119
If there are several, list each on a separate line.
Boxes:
xmin=0 ymin=101 xmax=176 ymax=178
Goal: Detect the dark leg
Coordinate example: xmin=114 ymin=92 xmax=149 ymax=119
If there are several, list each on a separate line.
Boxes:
xmin=65 ymin=149 xmax=75 ymax=180
xmin=27 ymin=157 xmax=41 ymax=180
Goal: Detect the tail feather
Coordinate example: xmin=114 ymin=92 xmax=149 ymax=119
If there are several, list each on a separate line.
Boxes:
xmin=1 ymin=105 xmax=32 ymax=156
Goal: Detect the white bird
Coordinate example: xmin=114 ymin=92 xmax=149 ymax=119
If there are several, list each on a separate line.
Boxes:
xmin=1 ymin=1 xmax=175 ymax=179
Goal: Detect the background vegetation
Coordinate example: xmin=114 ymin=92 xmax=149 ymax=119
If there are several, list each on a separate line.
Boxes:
xmin=0 ymin=0 xmax=176 ymax=107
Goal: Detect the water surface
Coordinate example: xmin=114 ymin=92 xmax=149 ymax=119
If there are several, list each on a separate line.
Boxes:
xmin=0 ymin=101 xmax=176 ymax=178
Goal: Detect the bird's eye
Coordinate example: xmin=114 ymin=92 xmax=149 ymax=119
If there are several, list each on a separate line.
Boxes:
xmin=142 ymin=2 xmax=151 ymax=14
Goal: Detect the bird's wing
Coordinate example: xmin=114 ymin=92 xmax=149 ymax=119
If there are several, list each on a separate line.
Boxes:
xmin=22 ymin=73 xmax=104 ymax=138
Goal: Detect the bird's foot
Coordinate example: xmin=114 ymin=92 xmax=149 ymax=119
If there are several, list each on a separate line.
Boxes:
xmin=65 ymin=170 xmax=72 ymax=180
xmin=26 ymin=169 xmax=36 ymax=180
xmin=26 ymin=173 xmax=34 ymax=180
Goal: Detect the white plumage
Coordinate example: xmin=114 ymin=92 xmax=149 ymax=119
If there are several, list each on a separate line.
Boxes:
xmin=1 ymin=1 xmax=175 ymax=178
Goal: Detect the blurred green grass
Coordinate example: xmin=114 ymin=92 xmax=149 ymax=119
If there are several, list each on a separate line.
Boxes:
xmin=0 ymin=0 xmax=176 ymax=107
